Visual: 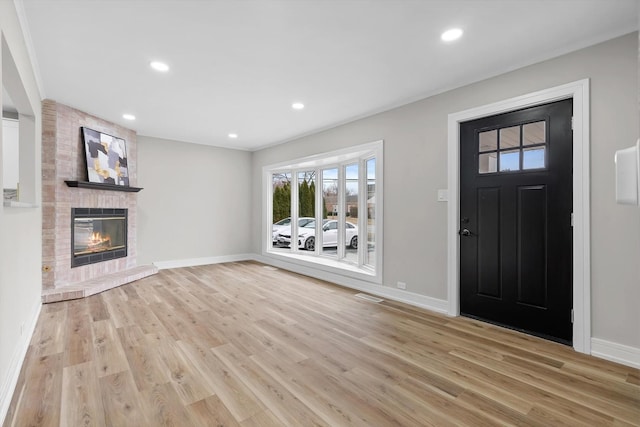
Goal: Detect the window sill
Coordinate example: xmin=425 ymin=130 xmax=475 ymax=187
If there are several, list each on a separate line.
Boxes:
xmin=3 ymin=200 xmax=38 ymax=208
xmin=263 ymin=248 xmax=380 ymax=284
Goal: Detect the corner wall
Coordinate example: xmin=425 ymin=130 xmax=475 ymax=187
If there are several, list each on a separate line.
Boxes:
xmin=251 ymin=33 xmax=640 ymax=352
xmin=137 ymin=135 xmax=253 ymax=266
xmin=0 ymin=1 xmax=43 ymax=423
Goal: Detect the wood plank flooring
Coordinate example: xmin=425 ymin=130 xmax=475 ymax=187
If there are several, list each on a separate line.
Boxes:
xmin=4 ymin=261 xmax=640 ymax=426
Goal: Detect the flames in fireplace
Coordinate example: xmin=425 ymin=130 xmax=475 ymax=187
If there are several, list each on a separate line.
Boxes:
xmin=81 ymin=231 xmax=113 ymax=254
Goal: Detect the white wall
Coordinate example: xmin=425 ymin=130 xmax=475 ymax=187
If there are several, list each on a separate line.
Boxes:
xmin=0 ymin=1 xmax=43 ymax=423
xmin=251 ymin=33 xmax=640 ymax=350
xmin=2 ymin=118 xmax=19 ymax=189
xmin=137 ymin=136 xmax=253 ymax=266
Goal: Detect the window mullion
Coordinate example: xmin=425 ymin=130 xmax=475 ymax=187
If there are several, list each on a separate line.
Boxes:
xmin=291 ymin=171 xmax=299 ymax=254
xmin=266 ymin=170 xmax=273 ymax=251
xmin=337 ymin=164 xmax=346 ymax=259
xmin=315 ymin=168 xmax=322 ymax=255
xmin=358 ymin=158 xmax=367 ymax=267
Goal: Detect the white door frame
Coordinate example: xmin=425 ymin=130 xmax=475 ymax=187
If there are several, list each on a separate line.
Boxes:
xmin=447 ymin=79 xmax=591 ymax=354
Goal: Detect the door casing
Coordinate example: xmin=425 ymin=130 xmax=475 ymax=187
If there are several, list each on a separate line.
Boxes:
xmin=447 ymin=79 xmax=591 ymax=354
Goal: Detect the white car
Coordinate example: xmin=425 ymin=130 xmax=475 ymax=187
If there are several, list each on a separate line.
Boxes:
xmin=272 ymin=217 xmax=315 ymax=243
xmin=276 ymin=219 xmax=358 ymax=251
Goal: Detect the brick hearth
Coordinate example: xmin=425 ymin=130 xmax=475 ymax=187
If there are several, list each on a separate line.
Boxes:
xmin=41 ymin=100 xmax=157 ymax=302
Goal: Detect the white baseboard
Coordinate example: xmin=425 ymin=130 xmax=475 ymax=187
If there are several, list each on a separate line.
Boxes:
xmin=591 ymin=338 xmax=640 ymax=369
xmin=0 ymin=301 xmax=41 ymax=425
xmin=253 ymin=254 xmax=448 ymax=315
xmin=153 ymin=254 xmax=256 ymax=270
xmin=157 ymin=253 xmax=448 ymax=314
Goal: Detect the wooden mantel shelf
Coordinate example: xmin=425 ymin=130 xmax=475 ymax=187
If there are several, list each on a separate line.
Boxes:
xmin=65 ymin=180 xmax=143 ymax=192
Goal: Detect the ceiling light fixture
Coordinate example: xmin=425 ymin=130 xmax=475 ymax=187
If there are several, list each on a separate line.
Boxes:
xmin=441 ymin=28 xmax=463 ymax=42
xmin=122 ymin=114 xmax=136 ymax=120
xmin=150 ymin=61 xmax=170 ymax=72
xmin=228 ymin=133 xmax=238 ymax=139
xmin=292 ymin=102 xmax=305 ymax=110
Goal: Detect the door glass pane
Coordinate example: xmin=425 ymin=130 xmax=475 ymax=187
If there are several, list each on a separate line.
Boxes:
xmin=272 ymin=172 xmax=291 ymax=251
xmin=479 ymin=152 xmax=498 ymax=174
xmin=523 ymin=147 xmax=546 ymax=170
xmin=365 ymin=158 xmax=376 ymax=267
xmin=479 ymin=129 xmax=497 ymax=152
xmin=344 ymin=163 xmax=358 ymax=264
xmin=499 ymin=149 xmax=520 ymax=172
xmin=499 ymin=126 xmax=520 ymax=149
xmin=523 ymin=121 xmax=545 ymax=146
xmin=322 ymin=168 xmax=338 ymax=257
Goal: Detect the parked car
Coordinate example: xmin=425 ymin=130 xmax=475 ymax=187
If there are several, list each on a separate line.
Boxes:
xmin=276 ymin=219 xmax=358 ymax=251
xmin=272 ymin=217 xmax=314 ymax=243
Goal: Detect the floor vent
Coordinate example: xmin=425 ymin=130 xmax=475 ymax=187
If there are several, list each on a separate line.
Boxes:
xmin=354 ymin=293 xmax=383 ymax=303
xmin=262 ymin=266 xmax=279 ymax=271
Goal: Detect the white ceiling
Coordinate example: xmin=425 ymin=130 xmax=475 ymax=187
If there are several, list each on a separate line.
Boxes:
xmin=18 ymin=0 xmax=638 ymax=150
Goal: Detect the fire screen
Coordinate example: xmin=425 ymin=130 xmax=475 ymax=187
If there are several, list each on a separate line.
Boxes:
xmin=71 ymin=208 xmax=127 ymax=267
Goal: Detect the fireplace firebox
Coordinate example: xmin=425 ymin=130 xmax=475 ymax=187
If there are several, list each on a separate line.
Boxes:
xmin=71 ymin=208 xmax=127 ymax=267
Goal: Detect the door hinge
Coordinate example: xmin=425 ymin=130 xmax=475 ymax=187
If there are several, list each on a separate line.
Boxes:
xmin=571 ymin=212 xmax=574 ymax=227
xmin=571 ymin=309 xmax=574 ymax=324
xmin=571 ymin=116 xmax=574 ymax=130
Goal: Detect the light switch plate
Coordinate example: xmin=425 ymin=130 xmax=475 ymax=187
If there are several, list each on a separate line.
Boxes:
xmin=437 ymin=189 xmax=448 ymax=202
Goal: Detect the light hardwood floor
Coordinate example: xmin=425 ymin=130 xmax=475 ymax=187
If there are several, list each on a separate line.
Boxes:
xmin=4 ymin=261 xmax=639 ymax=426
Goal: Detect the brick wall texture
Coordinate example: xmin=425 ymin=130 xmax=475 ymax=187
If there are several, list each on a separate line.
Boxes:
xmin=41 ymin=100 xmax=138 ymax=290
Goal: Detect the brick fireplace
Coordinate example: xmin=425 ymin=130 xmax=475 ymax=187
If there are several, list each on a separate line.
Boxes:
xmin=41 ymin=100 xmax=157 ymax=303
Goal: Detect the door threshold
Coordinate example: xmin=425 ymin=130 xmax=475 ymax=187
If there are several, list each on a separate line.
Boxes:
xmin=460 ymin=313 xmax=573 ymax=347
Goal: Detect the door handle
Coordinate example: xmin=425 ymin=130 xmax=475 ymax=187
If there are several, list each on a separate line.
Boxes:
xmin=459 ymin=228 xmax=472 ymax=237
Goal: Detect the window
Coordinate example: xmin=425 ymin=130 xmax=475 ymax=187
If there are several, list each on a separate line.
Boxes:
xmin=365 ymin=157 xmax=377 ymax=267
xmin=265 ymin=141 xmax=383 ymax=282
xmin=322 ymin=168 xmax=338 ymax=257
xmin=271 ymin=172 xmax=291 ymax=249
xmin=478 ymin=120 xmax=547 ymax=174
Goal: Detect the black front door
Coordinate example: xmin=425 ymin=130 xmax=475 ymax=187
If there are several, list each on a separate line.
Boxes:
xmin=459 ymin=99 xmax=573 ymax=344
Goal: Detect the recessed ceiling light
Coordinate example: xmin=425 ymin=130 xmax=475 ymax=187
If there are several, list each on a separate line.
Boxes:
xmin=441 ymin=28 xmax=463 ymax=42
xmin=292 ymin=102 xmax=305 ymax=110
xmin=150 ymin=61 xmax=169 ymax=72
xmin=122 ymin=114 xmax=136 ymax=120
xmin=228 ymin=133 xmax=238 ymax=139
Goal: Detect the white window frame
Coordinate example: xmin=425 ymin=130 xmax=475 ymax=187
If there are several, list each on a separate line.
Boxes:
xmin=263 ymin=140 xmax=383 ymax=284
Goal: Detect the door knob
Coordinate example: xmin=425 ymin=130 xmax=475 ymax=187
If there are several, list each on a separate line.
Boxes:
xmin=459 ymin=228 xmax=472 ymax=236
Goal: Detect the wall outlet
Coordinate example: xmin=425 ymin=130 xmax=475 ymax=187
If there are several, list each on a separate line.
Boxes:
xmin=397 ymin=281 xmax=407 ymax=290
